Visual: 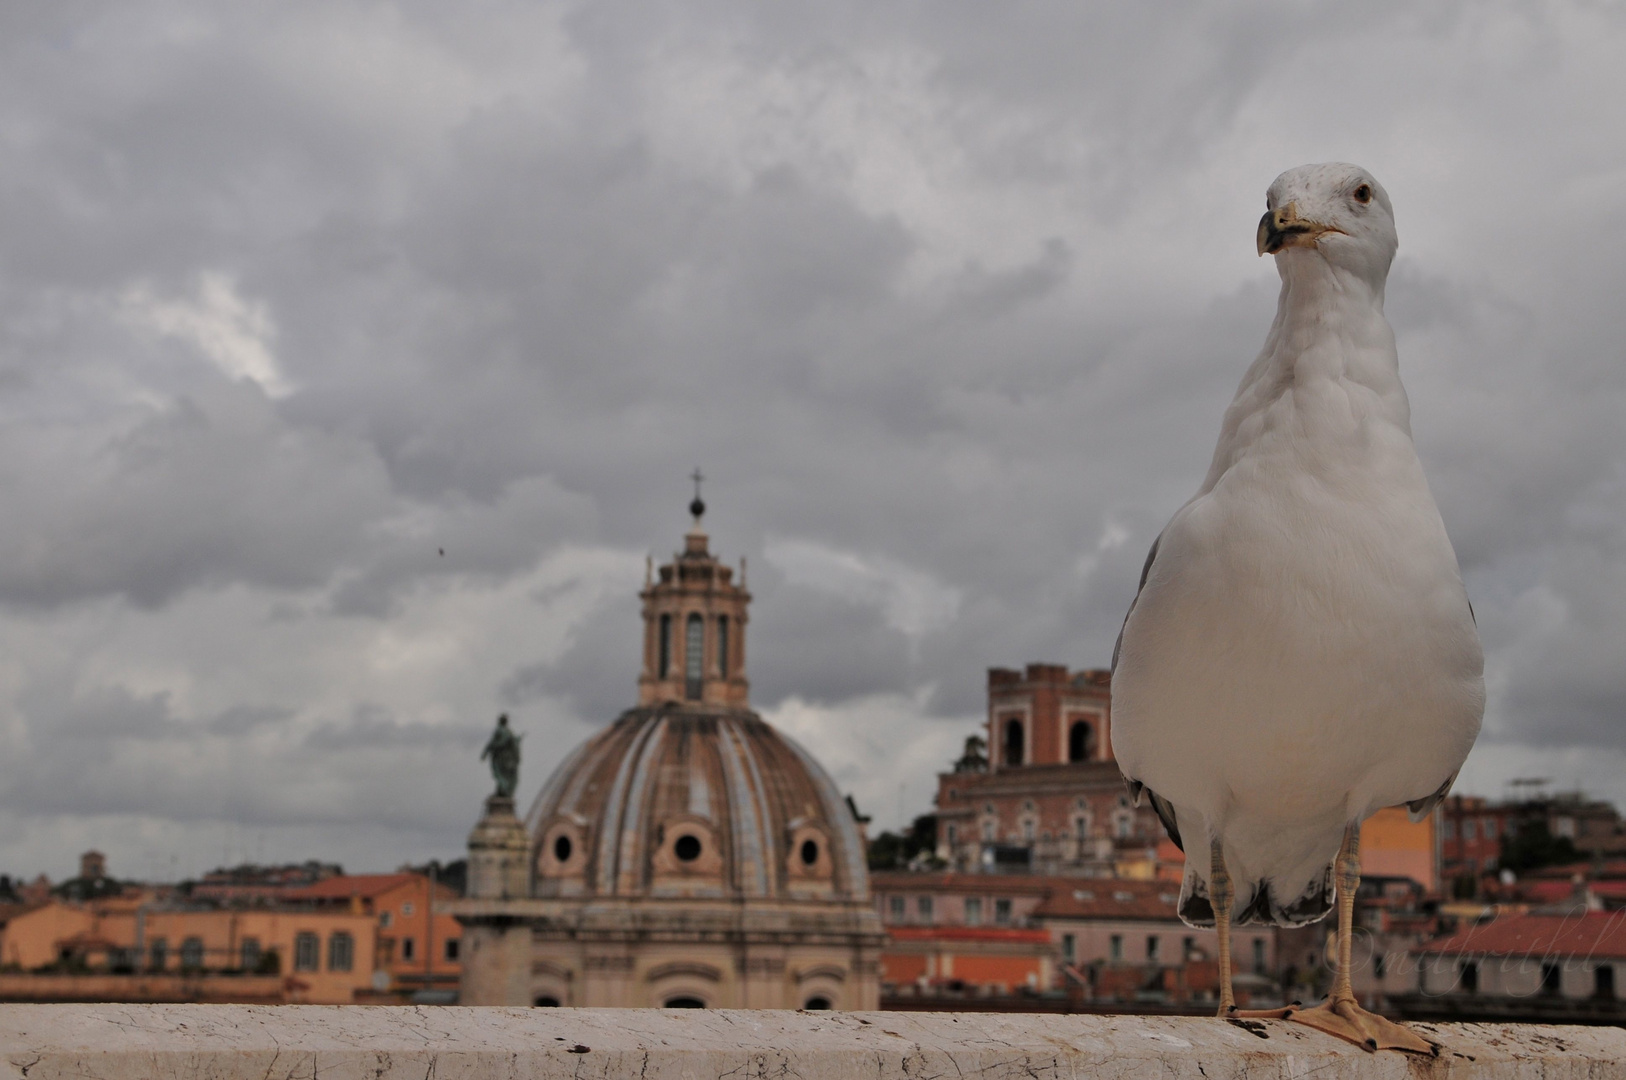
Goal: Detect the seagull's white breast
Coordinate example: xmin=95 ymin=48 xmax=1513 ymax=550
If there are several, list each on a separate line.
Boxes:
xmin=1113 ymin=291 xmax=1483 ymax=895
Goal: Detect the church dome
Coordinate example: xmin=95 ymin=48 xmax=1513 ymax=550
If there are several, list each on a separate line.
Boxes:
xmin=521 ymin=499 xmax=869 ymax=904
xmin=456 ymin=494 xmax=882 ymax=1011
xmin=524 ymin=703 xmax=868 ymax=902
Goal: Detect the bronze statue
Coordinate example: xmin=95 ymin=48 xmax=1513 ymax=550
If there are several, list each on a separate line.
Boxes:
xmin=480 ymin=713 xmax=522 ymax=798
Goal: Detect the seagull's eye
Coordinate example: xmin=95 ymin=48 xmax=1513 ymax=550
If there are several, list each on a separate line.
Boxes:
xmin=1352 ymin=184 xmax=1373 ymax=205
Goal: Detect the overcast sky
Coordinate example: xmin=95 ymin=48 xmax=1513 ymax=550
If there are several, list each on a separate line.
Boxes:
xmin=2 ymin=2 xmax=1623 ymax=882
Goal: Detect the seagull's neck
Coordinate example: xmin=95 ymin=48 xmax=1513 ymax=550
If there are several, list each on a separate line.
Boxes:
xmin=1265 ymin=253 xmax=1393 ymax=387
xmin=1199 ymin=253 xmax=1409 ymax=494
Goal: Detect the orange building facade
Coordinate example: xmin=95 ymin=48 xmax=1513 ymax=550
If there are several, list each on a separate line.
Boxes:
xmin=283 ymin=872 xmax=461 ymax=997
xmin=0 ymin=896 xmax=379 ymax=1004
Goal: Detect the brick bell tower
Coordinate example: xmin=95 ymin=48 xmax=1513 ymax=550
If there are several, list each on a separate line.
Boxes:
xmin=636 ymin=472 xmax=751 ymax=708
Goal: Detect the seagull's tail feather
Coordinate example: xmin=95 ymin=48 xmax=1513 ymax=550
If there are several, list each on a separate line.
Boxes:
xmin=1175 ymin=862 xmax=1335 ymax=930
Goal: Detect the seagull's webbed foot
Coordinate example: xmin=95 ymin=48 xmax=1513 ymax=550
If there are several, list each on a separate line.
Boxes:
xmin=1273 ymin=998 xmax=1437 ymax=1054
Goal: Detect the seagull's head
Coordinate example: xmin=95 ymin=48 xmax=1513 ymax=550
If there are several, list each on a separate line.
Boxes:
xmin=1258 ymin=163 xmax=1396 ymax=285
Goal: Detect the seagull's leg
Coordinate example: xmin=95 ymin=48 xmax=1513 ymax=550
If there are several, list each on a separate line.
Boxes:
xmin=1280 ymin=822 xmax=1436 ymax=1054
xmin=1209 ymin=837 xmax=1236 ymax=1016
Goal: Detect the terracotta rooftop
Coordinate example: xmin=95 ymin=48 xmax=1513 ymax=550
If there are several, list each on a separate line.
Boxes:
xmin=282 ymin=873 xmax=422 ymax=901
xmin=887 ymin=925 xmax=1052 ymax=944
xmin=1030 ymin=879 xmax=1183 ymax=921
xmin=870 ymin=873 xmax=1184 ymax=921
xmin=869 ymin=872 xmax=1054 ymax=895
xmin=1419 ymin=911 xmax=1626 ymax=960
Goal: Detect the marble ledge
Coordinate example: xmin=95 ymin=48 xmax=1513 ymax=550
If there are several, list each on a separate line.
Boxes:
xmin=3 ymin=1004 xmax=1624 ymax=1079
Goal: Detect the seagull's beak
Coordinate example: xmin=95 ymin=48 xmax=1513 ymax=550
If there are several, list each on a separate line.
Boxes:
xmin=1256 ymin=201 xmax=1341 ymax=256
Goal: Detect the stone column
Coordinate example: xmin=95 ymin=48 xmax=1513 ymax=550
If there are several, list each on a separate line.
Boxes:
xmin=459 ymin=795 xmax=533 ymax=1005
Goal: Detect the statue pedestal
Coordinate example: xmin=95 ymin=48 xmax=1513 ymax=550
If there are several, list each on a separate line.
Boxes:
xmin=466 ymin=795 xmax=529 ymax=900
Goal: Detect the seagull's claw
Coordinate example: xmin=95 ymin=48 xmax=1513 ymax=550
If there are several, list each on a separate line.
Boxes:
xmin=1269 ymin=998 xmax=1437 ymax=1055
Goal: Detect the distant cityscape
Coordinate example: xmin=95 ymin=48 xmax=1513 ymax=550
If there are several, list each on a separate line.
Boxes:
xmin=3 ymin=508 xmax=1624 ymax=1023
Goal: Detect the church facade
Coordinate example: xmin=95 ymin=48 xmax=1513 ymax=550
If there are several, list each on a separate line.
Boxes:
xmin=451 ymin=501 xmax=882 ymax=1008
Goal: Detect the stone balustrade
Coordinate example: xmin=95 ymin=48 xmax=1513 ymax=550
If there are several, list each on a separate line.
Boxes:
xmin=3 ymin=1004 xmax=1624 ymax=1078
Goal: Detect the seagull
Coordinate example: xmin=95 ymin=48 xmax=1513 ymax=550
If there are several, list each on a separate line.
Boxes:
xmin=1110 ymin=163 xmax=1483 ymax=1053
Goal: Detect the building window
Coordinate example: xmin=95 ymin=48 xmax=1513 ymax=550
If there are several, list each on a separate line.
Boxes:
xmin=535 ymin=996 xmax=561 ymax=1007
xmin=685 ymin=613 xmax=704 ymax=700
xmin=917 ymin=896 xmax=933 ymax=921
xmin=1146 ymin=936 xmax=1160 ymax=963
xmin=1116 ymin=815 xmax=1132 ymax=839
xmin=1002 ymin=718 xmax=1024 ymax=766
xmin=994 ymin=898 xmax=1012 ymax=924
xmin=179 ymin=937 xmax=205 ymax=971
xmin=1109 ymin=935 xmax=1123 ymax=962
xmin=1022 ymin=819 xmax=1035 ymax=842
xmin=1443 ymin=820 xmax=1455 ymax=840
xmin=149 ymin=938 xmax=168 ymax=971
xmin=1068 ymin=720 xmax=1093 ymax=762
xmin=1596 ymin=965 xmax=1616 ymax=1001
xmin=1062 ymin=934 xmax=1076 ymax=962
xmin=946 ymin=824 xmax=957 ymax=846
xmin=1374 ymin=952 xmax=1387 ymax=978
xmin=1460 ymin=960 xmax=1478 ymax=994
xmin=665 ymin=996 xmax=706 ymax=1008
xmin=445 ymin=938 xmax=460 ymax=962
xmin=717 ymin=616 xmax=729 ymax=677
xmin=659 ymin=614 xmax=672 ymax=677
xmin=1462 ymin=820 xmax=1476 ymax=841
xmin=400 ymin=936 xmax=416 ymax=962
xmin=965 ymin=898 xmax=983 ymax=925
xmin=1074 ymin=816 xmax=1090 ymax=839
xmin=1484 ymin=819 xmax=1497 ymax=840
xmin=889 ymin=896 xmax=906 ymax=921
xmin=981 ymin=820 xmax=996 ymax=842
xmin=1555 ymin=816 xmax=1576 ymax=838
xmin=803 ymin=995 xmax=832 ymax=1010
xmin=240 ymin=937 xmax=261 ymax=972
xmin=328 ymin=932 xmax=354 ymax=973
xmin=294 ymin=932 xmax=320 ymax=972
xmin=380 ymin=911 xmax=392 ymax=929
xmin=1542 ymin=962 xmax=1562 ymax=996
xmin=1182 ymin=936 xmax=1195 ymax=961
xmin=1253 ymin=939 xmax=1266 ymax=975
xmin=402 ymin=902 xmax=414 ymax=917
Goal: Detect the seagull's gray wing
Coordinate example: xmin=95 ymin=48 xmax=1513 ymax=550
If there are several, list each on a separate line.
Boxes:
xmin=1115 ymin=531 xmax=1183 ymax=852
xmin=1111 ymin=530 xmax=1162 ymax=674
xmin=1125 ymin=777 xmax=1184 ymax=852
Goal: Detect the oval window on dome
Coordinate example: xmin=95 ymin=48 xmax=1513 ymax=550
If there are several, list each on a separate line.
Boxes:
xmin=674 ymin=834 xmax=703 ymax=862
xmin=553 ymin=835 xmax=572 ymax=862
xmin=800 ymin=839 xmax=819 ymax=866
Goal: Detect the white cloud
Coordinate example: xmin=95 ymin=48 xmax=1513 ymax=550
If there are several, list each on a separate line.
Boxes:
xmin=763 ymin=689 xmax=971 ymax=833
xmin=763 ymin=535 xmax=962 ymax=642
xmin=122 ymin=273 xmax=293 ymax=398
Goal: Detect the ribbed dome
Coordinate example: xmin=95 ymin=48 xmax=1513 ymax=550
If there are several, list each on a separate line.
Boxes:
xmin=524 ymin=705 xmax=870 ymax=902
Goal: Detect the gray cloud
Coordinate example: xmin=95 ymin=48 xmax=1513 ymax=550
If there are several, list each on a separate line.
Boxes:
xmin=2 ymin=0 xmax=1624 ymax=878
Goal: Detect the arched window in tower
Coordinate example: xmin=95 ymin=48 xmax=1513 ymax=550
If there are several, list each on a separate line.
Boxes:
xmin=1003 ymin=718 xmax=1024 ymax=766
xmin=659 ymin=614 xmax=672 ymax=678
xmin=717 ymin=616 xmax=729 ymax=677
xmin=685 ymin=613 xmax=704 ymax=700
xmin=1069 ymin=719 xmax=1094 ymax=763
